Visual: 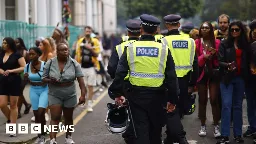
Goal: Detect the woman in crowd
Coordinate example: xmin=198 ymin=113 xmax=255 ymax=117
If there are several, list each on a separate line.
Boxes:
xmin=0 ymin=37 xmax=26 ymax=137
xmin=37 ymin=38 xmax=54 ymax=122
xmin=42 ymin=43 xmax=86 ymax=144
xmin=15 ymin=38 xmax=31 ymax=119
xmin=243 ymin=20 xmax=256 ymax=143
xmin=217 ymin=21 xmax=250 ymax=144
xmin=24 ymin=47 xmax=48 ymax=143
xmin=196 ymin=22 xmax=221 ymax=138
xmin=46 ymin=37 xmax=57 ymax=56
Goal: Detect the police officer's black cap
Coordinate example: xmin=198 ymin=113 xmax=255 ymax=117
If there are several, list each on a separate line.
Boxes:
xmin=140 ymin=14 xmax=160 ymax=27
xmin=181 ymin=22 xmax=194 ymax=30
xmin=163 ymin=14 xmax=181 ymax=24
xmin=126 ymin=19 xmax=141 ymax=33
xmin=249 ymin=19 xmax=256 ymax=30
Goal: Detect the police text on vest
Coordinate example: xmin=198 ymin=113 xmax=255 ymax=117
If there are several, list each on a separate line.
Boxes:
xmin=172 ymin=41 xmax=188 ymax=49
xmin=136 ymin=47 xmax=159 ymax=57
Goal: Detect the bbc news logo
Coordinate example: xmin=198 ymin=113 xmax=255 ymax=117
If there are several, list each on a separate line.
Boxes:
xmin=6 ymin=123 xmax=75 ymax=134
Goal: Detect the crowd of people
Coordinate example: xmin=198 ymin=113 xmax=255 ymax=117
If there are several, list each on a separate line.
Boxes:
xmin=107 ymin=13 xmax=256 ymax=144
xmin=0 ymin=26 xmax=114 ymax=144
xmin=0 ymin=12 xmax=255 ymax=144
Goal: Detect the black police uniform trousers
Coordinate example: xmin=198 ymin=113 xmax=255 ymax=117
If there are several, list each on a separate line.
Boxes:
xmin=164 ymin=74 xmax=189 ymax=143
xmin=124 ymin=87 xmax=165 ymax=144
xmin=177 ymin=74 xmax=190 ymax=118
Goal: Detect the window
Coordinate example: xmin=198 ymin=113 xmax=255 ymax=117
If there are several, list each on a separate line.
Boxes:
xmin=5 ymin=0 xmax=15 ymax=20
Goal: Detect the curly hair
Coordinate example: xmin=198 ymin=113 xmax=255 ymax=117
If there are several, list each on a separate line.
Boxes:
xmin=40 ymin=39 xmax=52 ymax=61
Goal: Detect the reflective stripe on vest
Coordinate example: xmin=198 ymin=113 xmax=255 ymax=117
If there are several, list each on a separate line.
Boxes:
xmin=162 ymin=36 xmax=195 ymax=77
xmin=116 ymin=40 xmax=136 ymax=59
xmin=117 ymin=45 xmax=123 ymax=58
xmin=127 ymin=42 xmax=167 ymax=87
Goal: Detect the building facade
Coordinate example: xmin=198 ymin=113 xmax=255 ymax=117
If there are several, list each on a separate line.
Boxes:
xmin=0 ymin=0 xmax=117 ymax=35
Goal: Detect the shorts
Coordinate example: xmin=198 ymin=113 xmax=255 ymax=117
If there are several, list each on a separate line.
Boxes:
xmin=0 ymin=75 xmax=21 ymax=96
xmin=82 ymin=67 xmax=97 ymax=86
xmin=48 ymin=84 xmax=77 ymax=108
xmin=103 ymin=49 xmax=112 ymax=57
xmin=30 ymin=86 xmax=48 ymax=110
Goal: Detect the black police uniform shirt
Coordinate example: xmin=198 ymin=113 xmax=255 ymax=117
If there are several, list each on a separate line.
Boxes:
xmin=107 ymin=37 xmax=139 ymax=79
xmin=165 ymin=29 xmax=199 ymax=87
xmin=108 ymin=35 xmax=179 ymax=104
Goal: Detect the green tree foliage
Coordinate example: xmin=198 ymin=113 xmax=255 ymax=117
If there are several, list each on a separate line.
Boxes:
xmin=118 ymin=0 xmax=203 ymax=19
xmin=201 ymin=0 xmax=256 ymax=22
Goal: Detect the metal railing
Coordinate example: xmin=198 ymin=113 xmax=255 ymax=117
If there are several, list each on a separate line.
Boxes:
xmin=0 ymin=20 xmax=83 ymax=49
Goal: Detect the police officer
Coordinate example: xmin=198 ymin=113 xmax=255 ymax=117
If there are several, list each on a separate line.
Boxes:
xmin=109 ymin=14 xmax=178 ymax=144
xmin=108 ymin=19 xmax=141 ymax=79
xmin=155 ymin=26 xmax=164 ymax=41
xmin=161 ymin=14 xmax=198 ymax=144
xmin=180 ymin=22 xmax=194 ymax=38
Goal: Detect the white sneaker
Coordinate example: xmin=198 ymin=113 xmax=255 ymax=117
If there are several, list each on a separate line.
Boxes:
xmin=87 ymin=100 xmax=93 ymax=112
xmin=214 ymin=125 xmax=221 ymax=138
xmin=49 ymin=138 xmax=57 ymax=144
xmin=45 ymin=113 xmax=49 ymax=121
xmin=31 ymin=116 xmax=35 ymax=122
xmin=198 ymin=126 xmax=207 ymax=137
xmin=9 ymin=133 xmax=16 ymax=137
xmin=65 ymin=135 xmax=75 ymax=144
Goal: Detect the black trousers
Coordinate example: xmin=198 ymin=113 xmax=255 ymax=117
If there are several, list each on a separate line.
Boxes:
xmin=177 ymin=76 xmax=189 ymax=118
xmin=164 ymin=109 xmax=187 ymax=144
xmin=123 ymin=89 xmax=165 ymax=144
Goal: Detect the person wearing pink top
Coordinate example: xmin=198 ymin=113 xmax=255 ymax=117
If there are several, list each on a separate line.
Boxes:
xmin=196 ymin=22 xmax=221 ymax=138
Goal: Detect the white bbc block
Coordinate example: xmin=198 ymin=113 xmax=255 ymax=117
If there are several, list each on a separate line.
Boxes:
xmin=6 ymin=123 xmax=16 ymax=134
xmin=18 ymin=123 xmax=29 ymax=134
xmin=31 ymin=123 xmax=41 ymax=134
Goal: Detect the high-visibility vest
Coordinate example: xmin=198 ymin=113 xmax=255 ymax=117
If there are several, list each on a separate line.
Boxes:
xmin=126 ymin=41 xmax=169 ymax=87
xmin=122 ymin=36 xmax=129 ymax=42
xmin=162 ymin=35 xmax=195 ymax=77
xmin=115 ymin=40 xmax=136 ymax=58
xmin=180 ymin=31 xmax=190 ymax=38
xmin=154 ymin=34 xmax=164 ymax=42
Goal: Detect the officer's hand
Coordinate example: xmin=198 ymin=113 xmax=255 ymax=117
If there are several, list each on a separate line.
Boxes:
xmin=115 ymin=96 xmax=126 ymax=106
xmin=166 ymin=102 xmax=176 ymax=113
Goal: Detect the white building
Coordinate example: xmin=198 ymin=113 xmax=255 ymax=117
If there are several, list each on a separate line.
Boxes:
xmin=0 ymin=0 xmax=117 ymax=35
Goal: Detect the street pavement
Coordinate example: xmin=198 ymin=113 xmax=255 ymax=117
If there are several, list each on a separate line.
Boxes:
xmin=0 ymin=84 xmax=253 ymax=144
xmin=0 ymin=83 xmax=101 ymax=144
xmin=53 ymin=91 xmax=253 ymax=144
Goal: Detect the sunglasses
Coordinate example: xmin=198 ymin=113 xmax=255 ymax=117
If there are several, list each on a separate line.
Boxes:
xmin=201 ymin=26 xmax=210 ymax=30
xmin=231 ymin=28 xmax=240 ymax=32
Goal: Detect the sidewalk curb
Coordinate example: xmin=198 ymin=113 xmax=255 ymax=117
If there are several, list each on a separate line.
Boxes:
xmin=0 ymin=87 xmax=102 ymax=144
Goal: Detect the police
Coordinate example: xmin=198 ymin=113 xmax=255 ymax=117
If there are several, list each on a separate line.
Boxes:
xmin=180 ymin=22 xmax=195 ymax=38
xmin=109 ymin=14 xmax=178 ymax=144
xmin=154 ymin=26 xmax=164 ymax=42
xmin=108 ymin=19 xmax=141 ymax=79
xmin=161 ymin=14 xmax=198 ymax=144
